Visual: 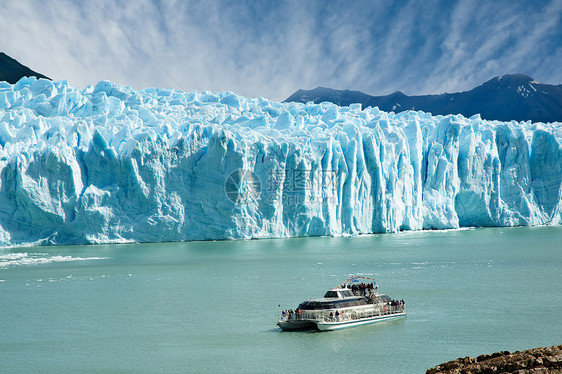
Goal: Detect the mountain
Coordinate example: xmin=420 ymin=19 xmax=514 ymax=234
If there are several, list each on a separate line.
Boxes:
xmin=0 ymin=52 xmax=50 ymax=84
xmin=0 ymin=78 xmax=560 ymax=246
xmin=285 ymin=74 xmax=562 ymax=123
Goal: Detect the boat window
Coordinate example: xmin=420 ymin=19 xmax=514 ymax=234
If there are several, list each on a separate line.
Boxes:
xmin=326 ymin=300 xmax=364 ymax=308
xmin=375 ymin=295 xmax=391 ymax=303
xmin=340 ymin=290 xmax=354 ymax=297
xmin=299 ymin=302 xmax=321 ymax=310
xmin=302 ymin=299 xmax=371 ymax=310
xmin=324 ymin=291 xmax=339 ymax=298
xmin=300 ymin=301 xmax=333 ymax=310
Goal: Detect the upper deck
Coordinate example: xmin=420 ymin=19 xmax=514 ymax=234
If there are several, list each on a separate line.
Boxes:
xmin=324 ymin=288 xmax=355 ymax=298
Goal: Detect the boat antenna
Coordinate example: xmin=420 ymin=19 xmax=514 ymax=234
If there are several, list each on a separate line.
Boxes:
xmin=331 ymin=237 xmax=374 ymax=280
xmin=146 ymin=51 xmax=188 ymax=92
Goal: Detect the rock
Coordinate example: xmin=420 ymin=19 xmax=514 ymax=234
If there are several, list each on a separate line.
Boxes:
xmin=427 ymin=344 xmax=562 ymax=373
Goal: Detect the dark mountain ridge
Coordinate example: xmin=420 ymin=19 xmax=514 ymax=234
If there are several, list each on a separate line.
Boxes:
xmin=0 ymin=52 xmax=50 ymax=84
xmin=285 ymin=74 xmax=562 ymax=123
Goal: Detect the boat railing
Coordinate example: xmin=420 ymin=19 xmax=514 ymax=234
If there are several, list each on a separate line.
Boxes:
xmin=278 ymin=304 xmax=405 ymax=322
xmin=321 ymin=305 xmax=405 ymax=322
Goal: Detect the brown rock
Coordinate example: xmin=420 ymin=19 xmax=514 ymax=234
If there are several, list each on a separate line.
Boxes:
xmin=426 ymin=344 xmax=562 ymax=374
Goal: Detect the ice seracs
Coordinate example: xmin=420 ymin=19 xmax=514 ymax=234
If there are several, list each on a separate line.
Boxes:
xmin=0 ymin=77 xmax=560 ymax=246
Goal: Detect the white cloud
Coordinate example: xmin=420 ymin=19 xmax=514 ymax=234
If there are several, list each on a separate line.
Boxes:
xmin=413 ymin=0 xmax=562 ymax=94
xmin=1 ymin=0 xmax=560 ymax=101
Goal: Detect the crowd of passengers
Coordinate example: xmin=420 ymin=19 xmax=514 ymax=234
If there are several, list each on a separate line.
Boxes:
xmin=281 ymin=299 xmax=405 ymax=320
xmin=346 ymin=282 xmax=376 ymax=296
xmin=282 ymin=309 xmax=300 ymax=320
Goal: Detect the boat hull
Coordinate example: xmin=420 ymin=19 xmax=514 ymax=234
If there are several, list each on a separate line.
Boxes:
xmin=277 ymin=319 xmax=317 ymax=331
xmin=316 ymin=312 xmax=406 ymax=331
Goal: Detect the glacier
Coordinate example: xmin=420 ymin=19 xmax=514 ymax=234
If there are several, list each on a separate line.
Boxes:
xmin=0 ymin=77 xmax=560 ymax=246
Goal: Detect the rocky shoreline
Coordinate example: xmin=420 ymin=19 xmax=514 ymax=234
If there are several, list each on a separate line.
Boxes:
xmin=427 ymin=344 xmax=562 ymax=373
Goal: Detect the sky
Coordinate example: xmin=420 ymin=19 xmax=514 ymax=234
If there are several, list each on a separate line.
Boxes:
xmin=1 ymin=0 xmax=561 ymax=102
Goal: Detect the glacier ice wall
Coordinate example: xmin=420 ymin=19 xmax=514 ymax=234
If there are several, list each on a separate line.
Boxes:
xmin=0 ymin=77 xmax=560 ymax=246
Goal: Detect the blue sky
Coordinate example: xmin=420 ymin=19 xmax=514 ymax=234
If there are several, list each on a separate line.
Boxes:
xmin=1 ymin=0 xmax=561 ymax=101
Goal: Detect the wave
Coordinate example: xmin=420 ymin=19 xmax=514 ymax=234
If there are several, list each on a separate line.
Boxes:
xmin=0 ymin=252 xmax=108 ymax=268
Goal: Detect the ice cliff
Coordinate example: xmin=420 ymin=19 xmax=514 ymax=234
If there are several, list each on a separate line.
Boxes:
xmin=0 ymin=77 xmax=560 ymax=246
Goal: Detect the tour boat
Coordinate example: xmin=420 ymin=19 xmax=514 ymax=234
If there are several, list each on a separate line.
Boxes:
xmin=277 ymin=276 xmax=405 ymax=331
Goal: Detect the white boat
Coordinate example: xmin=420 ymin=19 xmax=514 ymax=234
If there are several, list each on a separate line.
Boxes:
xmin=277 ymin=276 xmax=405 ymax=331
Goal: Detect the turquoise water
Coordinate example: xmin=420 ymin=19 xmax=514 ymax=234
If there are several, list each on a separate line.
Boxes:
xmin=1 ymin=226 xmax=561 ymax=373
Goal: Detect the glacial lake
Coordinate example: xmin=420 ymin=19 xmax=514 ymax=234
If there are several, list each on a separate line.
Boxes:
xmin=1 ymin=226 xmax=561 ymax=373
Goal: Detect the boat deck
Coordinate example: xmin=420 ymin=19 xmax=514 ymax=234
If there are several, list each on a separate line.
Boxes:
xmin=278 ymin=304 xmax=405 ymax=331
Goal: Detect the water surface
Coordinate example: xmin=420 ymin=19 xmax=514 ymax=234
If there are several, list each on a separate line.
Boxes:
xmin=1 ymin=226 xmax=561 ymax=373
